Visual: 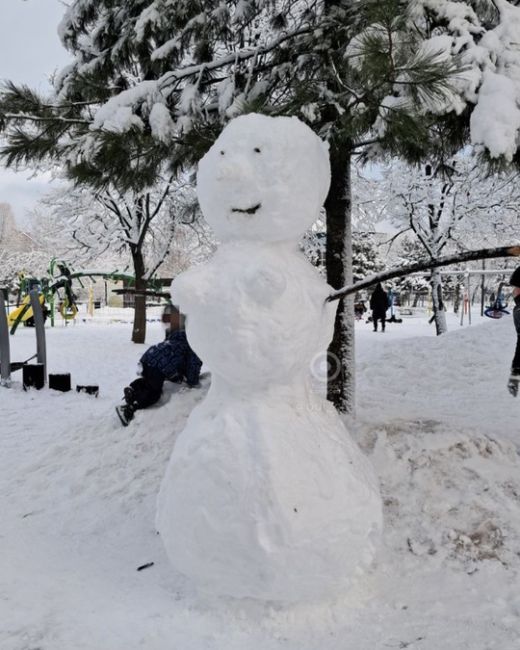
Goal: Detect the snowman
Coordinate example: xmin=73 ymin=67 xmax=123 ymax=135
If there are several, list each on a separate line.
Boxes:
xmin=156 ymin=113 xmax=382 ymax=603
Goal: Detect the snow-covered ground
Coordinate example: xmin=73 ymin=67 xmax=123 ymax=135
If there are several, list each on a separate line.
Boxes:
xmin=1 ymin=309 xmax=520 ymax=649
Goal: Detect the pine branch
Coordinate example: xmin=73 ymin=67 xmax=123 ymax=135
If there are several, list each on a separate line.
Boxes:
xmin=352 ymin=137 xmax=381 ymax=149
xmin=3 ymin=112 xmax=89 ymax=125
xmin=159 ymin=25 xmax=314 ymax=92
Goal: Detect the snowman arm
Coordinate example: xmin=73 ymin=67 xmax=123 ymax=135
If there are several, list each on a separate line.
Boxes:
xmin=171 ymin=266 xmax=211 ymax=313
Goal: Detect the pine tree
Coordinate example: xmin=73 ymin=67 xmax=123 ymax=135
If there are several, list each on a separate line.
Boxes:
xmin=352 ymin=233 xmax=385 ymax=285
xmin=392 ymin=236 xmax=431 ymax=305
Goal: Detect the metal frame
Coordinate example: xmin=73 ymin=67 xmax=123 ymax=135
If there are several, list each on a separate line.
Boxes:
xmin=29 ymin=290 xmax=47 ymax=383
xmin=0 ymin=291 xmax=11 ymax=387
xmin=0 ymin=288 xmax=47 ymax=388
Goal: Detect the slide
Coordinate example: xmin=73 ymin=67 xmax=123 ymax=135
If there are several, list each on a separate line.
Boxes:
xmin=8 ymin=294 xmax=45 ymax=332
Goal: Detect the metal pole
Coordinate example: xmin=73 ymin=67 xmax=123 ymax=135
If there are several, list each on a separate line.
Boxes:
xmin=50 ymin=292 xmax=55 ymax=327
xmin=459 ymin=284 xmax=464 ymax=327
xmin=480 ymin=259 xmax=485 ymax=317
xmin=0 ymin=290 xmax=11 ymax=387
xmin=29 ymin=290 xmax=47 ymax=384
xmin=466 ymin=273 xmax=472 ymax=326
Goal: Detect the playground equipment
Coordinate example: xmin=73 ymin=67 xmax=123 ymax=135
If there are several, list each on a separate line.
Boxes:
xmin=395 ymin=268 xmax=514 ymax=326
xmin=1 ymin=286 xmax=98 ymax=395
xmin=58 ymin=299 xmax=79 ymax=321
xmin=484 ymin=281 xmax=510 ymax=319
xmin=7 ymin=293 xmax=46 ymax=332
xmin=387 ymin=288 xmax=403 ymax=324
xmin=8 ymin=259 xmax=140 ymax=334
xmin=0 ymin=289 xmax=46 ymax=387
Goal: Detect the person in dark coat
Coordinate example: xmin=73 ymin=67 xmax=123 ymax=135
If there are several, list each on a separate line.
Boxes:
xmin=370 ymin=283 xmax=389 ymax=332
xmin=507 ymin=267 xmax=520 ymax=397
xmin=116 ymin=304 xmax=202 ymax=425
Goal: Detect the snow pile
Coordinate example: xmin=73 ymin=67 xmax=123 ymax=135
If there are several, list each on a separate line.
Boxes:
xmin=2 ymin=318 xmax=520 ymax=647
xmin=370 ymin=422 xmax=520 ymax=571
xmin=356 ymin=317 xmax=520 ymax=440
xmin=157 ymin=114 xmax=382 ymax=603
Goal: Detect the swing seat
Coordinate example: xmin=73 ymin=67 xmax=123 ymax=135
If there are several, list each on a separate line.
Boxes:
xmin=484 ymin=306 xmax=509 ymax=319
xmin=0 ymin=354 xmax=37 ymax=373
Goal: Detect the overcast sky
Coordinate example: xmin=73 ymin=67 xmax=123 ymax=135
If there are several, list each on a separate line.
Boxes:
xmin=0 ymin=0 xmax=71 ymax=227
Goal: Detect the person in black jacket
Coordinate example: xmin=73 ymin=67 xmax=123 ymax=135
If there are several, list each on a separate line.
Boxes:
xmin=116 ymin=304 xmax=202 ymax=426
xmin=507 ymin=267 xmax=520 ymax=397
xmin=370 ymin=283 xmax=389 ymax=332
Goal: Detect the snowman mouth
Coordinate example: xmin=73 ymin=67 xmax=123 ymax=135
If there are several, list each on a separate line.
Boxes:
xmin=231 ymin=203 xmax=261 ymax=215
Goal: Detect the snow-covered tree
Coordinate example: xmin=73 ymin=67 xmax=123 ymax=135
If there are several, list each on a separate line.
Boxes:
xmin=302 ymin=226 xmax=385 ymax=284
xmin=36 ymin=177 xmax=199 ymax=341
xmin=301 ymin=224 xmax=326 ymax=272
xmin=388 ymin=161 xmax=462 ymax=334
xmin=391 ymin=236 xmax=433 ymax=305
xmin=0 ymin=249 xmax=50 ymax=294
xmin=352 ymin=232 xmax=385 ymax=284
xmin=301 ymin=168 xmax=383 ymax=274
xmin=0 ymin=203 xmax=50 ymax=291
xmin=159 ymin=218 xmax=216 ymax=279
xmin=383 ymin=152 xmax=520 ymax=333
xmin=454 ymin=171 xmax=520 ymax=249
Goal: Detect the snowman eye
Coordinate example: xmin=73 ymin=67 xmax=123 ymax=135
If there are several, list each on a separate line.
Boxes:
xmin=220 ymin=150 xmax=225 ymax=155
xmin=254 ymin=147 xmax=261 ymax=153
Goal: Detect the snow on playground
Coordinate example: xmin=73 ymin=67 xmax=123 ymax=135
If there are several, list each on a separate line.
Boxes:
xmin=1 ymin=310 xmax=520 ymax=649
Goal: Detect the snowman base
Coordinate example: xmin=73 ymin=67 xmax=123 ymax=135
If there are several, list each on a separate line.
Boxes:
xmin=156 ymin=388 xmax=382 ymax=603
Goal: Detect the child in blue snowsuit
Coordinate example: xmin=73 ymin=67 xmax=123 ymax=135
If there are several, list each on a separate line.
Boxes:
xmin=116 ymin=305 xmax=202 ymax=426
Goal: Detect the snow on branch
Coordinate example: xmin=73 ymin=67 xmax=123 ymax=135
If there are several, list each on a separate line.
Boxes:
xmin=158 ymin=25 xmax=313 ymax=90
xmin=82 ymin=24 xmax=313 ymax=136
xmin=416 ymin=0 xmax=520 ymax=160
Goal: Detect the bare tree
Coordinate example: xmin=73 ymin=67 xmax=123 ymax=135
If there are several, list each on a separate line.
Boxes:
xmin=39 ymin=176 xmax=198 ymax=342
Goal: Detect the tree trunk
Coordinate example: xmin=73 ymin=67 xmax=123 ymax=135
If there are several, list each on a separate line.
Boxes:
xmin=131 ymin=248 xmax=147 ymax=344
xmin=430 ymin=269 xmax=447 ymax=335
xmin=325 ymin=144 xmax=354 ymax=413
xmin=453 ymin=284 xmax=461 ymax=314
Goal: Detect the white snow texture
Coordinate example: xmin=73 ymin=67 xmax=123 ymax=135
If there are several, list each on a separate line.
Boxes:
xmin=156 ymin=114 xmax=383 ymax=603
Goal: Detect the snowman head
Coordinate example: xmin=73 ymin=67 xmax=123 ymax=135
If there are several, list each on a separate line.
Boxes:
xmin=196 ymin=114 xmax=330 ymax=243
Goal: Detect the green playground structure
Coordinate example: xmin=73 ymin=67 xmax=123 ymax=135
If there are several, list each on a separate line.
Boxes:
xmin=8 ymin=258 xmax=169 ymax=334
